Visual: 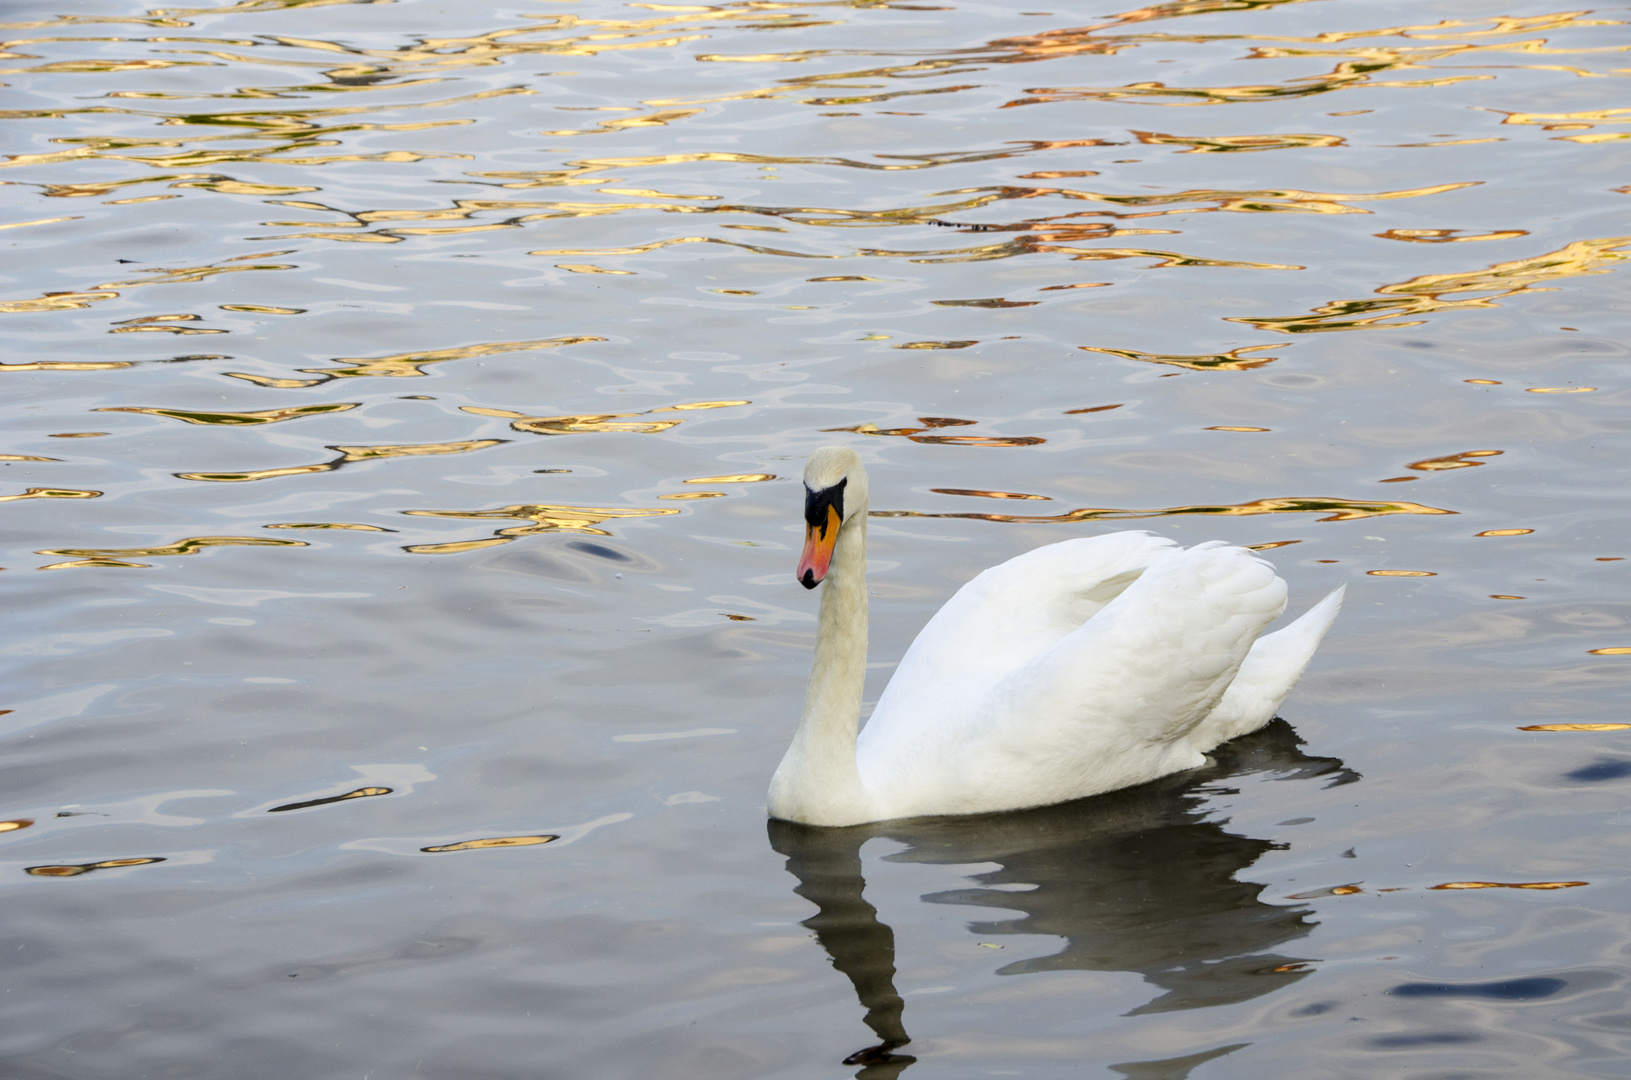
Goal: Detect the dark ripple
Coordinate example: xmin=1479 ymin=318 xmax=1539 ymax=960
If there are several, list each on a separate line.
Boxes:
xmin=1370 ymin=1033 xmax=1483 ymax=1048
xmin=565 ymin=540 xmax=632 ymax=562
xmin=1390 ymin=977 xmax=1568 ymax=1001
xmin=1564 ymin=759 xmax=1631 ymax=782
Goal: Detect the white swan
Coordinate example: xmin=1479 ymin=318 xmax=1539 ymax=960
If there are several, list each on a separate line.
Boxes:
xmin=768 ymin=446 xmax=1344 ymax=827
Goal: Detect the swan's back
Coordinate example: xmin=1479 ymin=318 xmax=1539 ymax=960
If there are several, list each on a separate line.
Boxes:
xmin=857 ymin=535 xmax=1291 ymax=818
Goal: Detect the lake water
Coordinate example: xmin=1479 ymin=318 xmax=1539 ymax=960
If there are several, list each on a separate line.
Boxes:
xmin=4 ymin=0 xmax=1630 ymax=1076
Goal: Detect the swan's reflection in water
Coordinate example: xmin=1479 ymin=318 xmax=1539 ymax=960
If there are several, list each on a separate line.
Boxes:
xmin=767 ymin=721 xmax=1357 ymax=1076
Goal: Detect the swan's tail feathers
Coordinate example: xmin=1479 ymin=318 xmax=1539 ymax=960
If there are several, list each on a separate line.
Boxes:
xmin=1190 ymin=585 xmax=1344 ymax=753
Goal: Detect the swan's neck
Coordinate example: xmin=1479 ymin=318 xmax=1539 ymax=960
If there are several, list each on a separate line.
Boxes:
xmin=769 ymin=510 xmax=872 ymax=825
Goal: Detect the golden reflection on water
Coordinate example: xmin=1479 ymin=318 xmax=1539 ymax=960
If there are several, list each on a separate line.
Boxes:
xmin=109 ymin=313 xmax=226 ymax=335
xmin=0 ymin=257 xmax=296 ymax=314
xmin=37 ymin=535 xmax=306 ymax=570
xmin=462 ymin=399 xmax=746 ymax=436
xmin=269 ymin=787 xmax=392 ymax=813
xmin=1286 ymin=884 xmax=1362 ymax=899
xmin=827 ymin=421 xmax=1046 ymax=448
xmin=1430 ymin=881 xmax=1589 ymax=891
xmin=0 ymin=360 xmax=135 ymax=372
xmin=0 ymin=488 xmax=101 ymax=504
xmin=223 ymin=336 xmax=603 ymax=387
xmin=401 ymin=502 xmax=680 ymax=553
xmin=1409 ymin=450 xmax=1501 ymax=471
xmin=421 ymin=835 xmax=558 ymax=853
xmin=931 ymin=488 xmax=1051 ymax=501
xmin=1079 ymin=344 xmax=1280 ymax=371
xmin=931 ymin=297 xmax=1038 ymax=309
xmin=461 ymin=407 xmax=681 ymax=437
xmin=1232 ymin=236 xmax=1631 ymax=333
xmin=1377 ymin=228 xmax=1529 ymax=243
xmin=1132 ymin=131 xmax=1346 ymax=153
xmin=26 ymin=857 xmax=165 ymax=877
xmin=175 ymin=440 xmax=505 ymax=483
xmin=521 ymin=227 xmax=1299 ymax=266
xmin=876 ymin=495 xmax=1453 ymax=525
xmin=95 ymin=403 xmax=360 ymax=425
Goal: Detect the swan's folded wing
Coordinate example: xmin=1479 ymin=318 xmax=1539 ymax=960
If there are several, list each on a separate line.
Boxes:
xmin=1188 ymin=585 xmax=1344 ymax=751
xmin=860 ymin=532 xmax=1179 ymax=757
xmin=955 ymin=543 xmax=1288 ymax=803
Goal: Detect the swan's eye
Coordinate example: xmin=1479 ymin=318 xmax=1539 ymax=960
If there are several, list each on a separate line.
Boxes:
xmin=803 ymin=477 xmax=846 ymax=536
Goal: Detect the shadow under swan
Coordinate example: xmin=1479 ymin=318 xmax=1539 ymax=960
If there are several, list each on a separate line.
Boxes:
xmin=767 ymin=720 xmax=1358 ymax=1077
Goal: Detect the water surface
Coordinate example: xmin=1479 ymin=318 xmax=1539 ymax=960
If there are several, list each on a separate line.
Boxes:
xmin=3 ymin=0 xmax=1630 ymax=1075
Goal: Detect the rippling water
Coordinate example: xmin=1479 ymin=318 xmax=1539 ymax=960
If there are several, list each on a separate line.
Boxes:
xmin=4 ymin=0 xmax=1630 ymax=1075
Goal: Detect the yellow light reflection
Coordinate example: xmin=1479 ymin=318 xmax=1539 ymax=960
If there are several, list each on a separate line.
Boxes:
xmin=401 ymin=502 xmax=680 ymax=553
xmin=874 ymin=495 xmax=1454 ymax=525
xmin=1231 ymin=237 xmax=1631 ymax=333
xmin=421 ymin=835 xmax=558 ymax=852
xmin=176 ymin=440 xmax=504 ymax=483
xmin=36 ymin=535 xmax=308 ymax=569
xmin=95 ymin=403 xmax=359 ymax=426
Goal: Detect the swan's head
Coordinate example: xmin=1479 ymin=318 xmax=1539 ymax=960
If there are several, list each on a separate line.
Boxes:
xmin=798 ymin=446 xmax=867 ymax=590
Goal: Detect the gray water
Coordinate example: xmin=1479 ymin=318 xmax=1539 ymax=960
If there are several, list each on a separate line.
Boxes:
xmin=3 ymin=0 xmax=1631 ymax=1075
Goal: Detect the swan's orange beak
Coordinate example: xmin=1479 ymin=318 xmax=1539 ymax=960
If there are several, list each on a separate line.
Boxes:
xmin=798 ymin=504 xmax=840 ymax=589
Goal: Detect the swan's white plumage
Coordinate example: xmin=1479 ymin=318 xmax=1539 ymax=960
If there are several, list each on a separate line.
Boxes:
xmin=768 ymin=448 xmax=1343 ymax=827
